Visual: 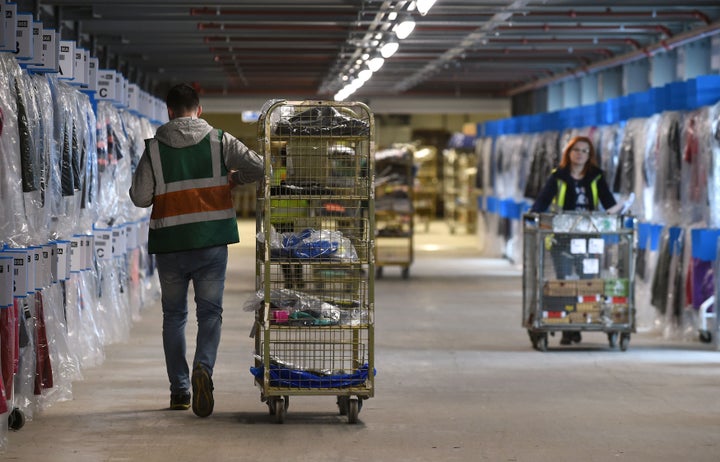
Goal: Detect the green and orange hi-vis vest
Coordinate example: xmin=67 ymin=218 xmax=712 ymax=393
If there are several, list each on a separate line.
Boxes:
xmin=146 ymin=129 xmax=239 ymax=254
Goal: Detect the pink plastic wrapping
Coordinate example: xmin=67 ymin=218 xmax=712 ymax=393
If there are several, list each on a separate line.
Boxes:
xmin=708 ymin=101 xmax=720 ymax=229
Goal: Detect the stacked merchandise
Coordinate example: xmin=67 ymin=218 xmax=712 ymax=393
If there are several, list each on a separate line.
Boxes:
xmin=374 ymin=145 xmax=414 ymax=278
xmin=412 ymin=146 xmax=438 ymax=232
xmin=442 ymin=133 xmax=478 ymax=235
xmin=0 ymin=54 xmax=160 ymax=450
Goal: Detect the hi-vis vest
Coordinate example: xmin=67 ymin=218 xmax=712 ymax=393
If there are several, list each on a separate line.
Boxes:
xmin=146 ymin=129 xmax=239 ymax=254
xmin=552 ymin=171 xmax=601 ymax=211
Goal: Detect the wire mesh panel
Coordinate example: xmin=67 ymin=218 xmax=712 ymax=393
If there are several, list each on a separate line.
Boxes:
xmin=253 ymin=100 xmax=374 ymax=422
xmin=523 ymin=213 xmax=636 ymax=350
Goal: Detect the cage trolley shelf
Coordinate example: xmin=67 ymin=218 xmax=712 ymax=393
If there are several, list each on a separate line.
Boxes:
xmin=522 ymin=212 xmax=636 ymax=351
xmin=252 ymin=100 xmax=375 ymax=423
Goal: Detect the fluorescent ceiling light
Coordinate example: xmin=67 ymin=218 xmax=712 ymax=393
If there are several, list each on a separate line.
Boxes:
xmin=368 ymin=56 xmax=385 ymax=72
xmin=416 ymin=0 xmax=436 ymax=16
xmin=380 ymin=39 xmax=399 ymax=58
xmin=358 ymin=68 xmax=373 ymax=81
xmin=394 ymin=16 xmax=415 ymax=40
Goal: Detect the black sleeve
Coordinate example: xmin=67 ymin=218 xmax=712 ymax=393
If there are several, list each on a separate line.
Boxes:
xmin=530 ymin=175 xmax=557 ymax=213
xmin=596 ymin=174 xmax=617 ymax=210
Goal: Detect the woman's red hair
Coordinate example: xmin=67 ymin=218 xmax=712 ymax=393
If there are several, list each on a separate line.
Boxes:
xmin=558 ymin=135 xmax=598 ymax=176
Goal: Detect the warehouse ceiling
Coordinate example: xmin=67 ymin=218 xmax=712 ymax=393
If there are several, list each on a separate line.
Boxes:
xmin=31 ymin=0 xmax=720 ymax=101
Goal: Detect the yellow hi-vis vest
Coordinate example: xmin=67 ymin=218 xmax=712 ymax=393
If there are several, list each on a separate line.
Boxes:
xmin=553 ymin=175 xmax=600 ymax=210
xmin=146 ymin=129 xmax=239 ymax=254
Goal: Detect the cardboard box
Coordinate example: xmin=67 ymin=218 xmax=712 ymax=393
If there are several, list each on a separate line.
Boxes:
xmin=543 ymin=280 xmax=577 ymax=296
xmin=610 ymin=304 xmax=630 ymax=324
xmin=584 ymin=310 xmax=603 ymax=324
xmin=576 ymin=301 xmax=601 ymax=313
xmin=604 ymin=278 xmax=629 ymax=297
xmin=542 ymin=296 xmax=576 ymax=312
xmin=568 ymin=312 xmax=589 ymax=324
xmin=576 ymin=278 xmax=604 ymax=295
xmin=541 ymin=317 xmax=570 ymax=325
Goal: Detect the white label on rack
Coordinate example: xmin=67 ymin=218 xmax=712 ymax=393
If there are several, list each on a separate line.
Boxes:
xmin=30 ymin=21 xmax=43 ymax=66
xmin=42 ymin=244 xmax=53 ymax=288
xmin=70 ymin=236 xmax=84 ymax=273
xmin=87 ymin=56 xmax=98 ymax=91
xmin=125 ymin=222 xmax=138 ymax=250
xmin=2 ymin=3 xmax=16 ymax=53
xmin=570 ymin=238 xmax=586 ymax=255
xmin=94 ymin=228 xmax=112 ymax=261
xmin=54 ymin=241 xmax=70 ymax=281
xmin=0 ymin=3 xmax=5 ymax=50
xmin=26 ymin=247 xmax=37 ymax=294
xmin=31 ymin=246 xmax=43 ymax=290
xmin=28 ymin=28 xmax=59 ymax=72
xmin=97 ymin=69 xmax=116 ymax=101
xmin=73 ymin=47 xmax=86 ymax=87
xmin=115 ymin=73 xmax=127 ymax=107
xmin=112 ymin=226 xmax=127 ymax=258
xmin=4 ymin=249 xmax=28 ymax=298
xmin=0 ymin=256 xmax=13 ymax=307
xmin=582 ymin=258 xmax=599 ymax=275
xmin=15 ymin=12 xmax=33 ymax=60
xmin=84 ymin=235 xmax=93 ymax=270
xmin=58 ymin=40 xmax=74 ymax=80
xmin=588 ymin=238 xmax=604 ymax=255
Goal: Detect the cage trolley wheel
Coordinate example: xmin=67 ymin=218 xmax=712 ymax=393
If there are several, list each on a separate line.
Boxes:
xmin=337 ymin=396 xmax=349 ymax=415
xmin=347 ymin=398 xmax=360 ymax=424
xmin=8 ymin=408 xmax=25 ymax=431
xmin=528 ymin=331 xmax=548 ymax=351
xmin=619 ymin=333 xmax=631 ymax=351
xmin=699 ymin=330 xmax=712 ymax=343
xmin=266 ymin=396 xmax=289 ymax=418
xmin=607 ymin=332 xmax=619 ymax=349
xmin=271 ymin=397 xmax=287 ymax=423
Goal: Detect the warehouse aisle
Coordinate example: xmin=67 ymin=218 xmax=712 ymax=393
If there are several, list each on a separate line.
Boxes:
xmin=4 ymin=219 xmax=720 ymax=462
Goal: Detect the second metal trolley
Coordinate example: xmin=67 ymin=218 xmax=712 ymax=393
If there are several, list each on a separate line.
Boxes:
xmin=374 ymin=145 xmax=414 ymax=279
xmin=252 ymin=100 xmax=375 ymax=423
xmin=523 ymin=212 xmax=636 ymax=351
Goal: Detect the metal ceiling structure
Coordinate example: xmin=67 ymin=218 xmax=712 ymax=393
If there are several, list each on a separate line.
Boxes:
xmin=26 ymin=0 xmax=720 ymax=103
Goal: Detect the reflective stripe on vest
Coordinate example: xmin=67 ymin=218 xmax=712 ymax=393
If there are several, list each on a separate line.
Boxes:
xmin=148 ymin=130 xmax=234 ymax=229
xmin=555 ymin=176 xmax=600 ymax=210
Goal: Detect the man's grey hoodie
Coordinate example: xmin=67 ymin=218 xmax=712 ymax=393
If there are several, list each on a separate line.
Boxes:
xmin=129 ymin=117 xmax=264 ymax=208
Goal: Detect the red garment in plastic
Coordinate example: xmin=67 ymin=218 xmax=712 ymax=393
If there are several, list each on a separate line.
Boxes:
xmin=34 ymin=292 xmax=53 ymax=395
xmin=0 ymin=301 xmax=16 ymax=398
xmin=0 ymin=374 xmax=7 ymax=414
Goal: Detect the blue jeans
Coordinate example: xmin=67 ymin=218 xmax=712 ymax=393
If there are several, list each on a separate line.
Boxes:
xmin=155 ymin=246 xmax=228 ymax=394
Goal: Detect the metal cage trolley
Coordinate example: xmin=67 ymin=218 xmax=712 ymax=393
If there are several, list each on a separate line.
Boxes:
xmin=251 ymin=100 xmax=375 ymax=423
xmin=523 ymin=212 xmax=636 ymax=351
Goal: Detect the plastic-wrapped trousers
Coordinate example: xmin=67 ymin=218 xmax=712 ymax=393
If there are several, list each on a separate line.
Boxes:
xmin=155 ymin=246 xmax=228 ymax=395
xmin=34 ymin=292 xmax=54 ymax=395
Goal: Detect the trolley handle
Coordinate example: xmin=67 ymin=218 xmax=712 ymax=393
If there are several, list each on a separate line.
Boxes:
xmin=524 ymin=212 xmax=635 ymax=233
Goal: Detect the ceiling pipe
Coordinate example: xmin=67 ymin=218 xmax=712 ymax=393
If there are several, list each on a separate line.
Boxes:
xmin=496 ymin=24 xmax=675 ymax=37
xmin=190 ymin=7 xmax=361 ymax=19
xmin=486 ymin=37 xmax=642 ymax=49
xmin=525 ymin=9 xmax=712 ymax=25
xmin=197 ymin=22 xmax=349 ymax=32
xmin=505 ymin=20 xmax=720 ymax=96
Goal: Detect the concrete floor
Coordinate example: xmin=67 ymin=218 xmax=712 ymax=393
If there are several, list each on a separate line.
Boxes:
xmin=3 ymin=219 xmax=720 ymax=462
